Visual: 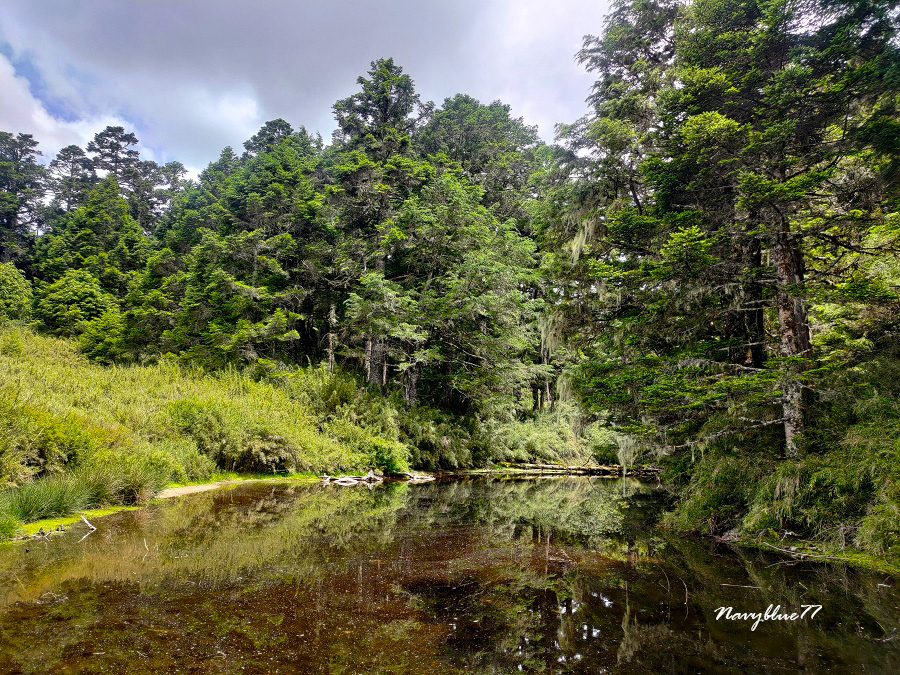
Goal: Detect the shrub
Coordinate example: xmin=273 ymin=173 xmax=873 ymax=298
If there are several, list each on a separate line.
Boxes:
xmin=0 ymin=396 xmax=96 ymax=486
xmin=32 ymin=269 xmax=114 ymax=336
xmin=79 ymin=446 xmax=179 ymax=504
xmin=165 ymin=400 xmax=302 ymax=473
xmin=0 ymin=263 xmax=31 ymax=322
xmin=157 ymin=438 xmax=216 ymax=482
xmin=238 ymin=431 xmax=301 ymax=473
xmin=0 ymin=330 xmax=24 ymax=356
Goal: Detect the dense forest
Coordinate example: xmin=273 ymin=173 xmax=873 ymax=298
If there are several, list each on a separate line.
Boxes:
xmin=2 ymin=0 xmax=900 ymax=557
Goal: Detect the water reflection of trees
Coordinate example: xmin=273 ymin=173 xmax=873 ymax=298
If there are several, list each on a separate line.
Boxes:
xmin=400 ymin=478 xmax=900 ymax=673
xmin=0 ymin=477 xmax=896 ymax=674
xmin=0 ymin=482 xmax=412 ymax=604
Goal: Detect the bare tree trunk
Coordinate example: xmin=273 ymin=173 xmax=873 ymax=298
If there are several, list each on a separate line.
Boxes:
xmin=730 ymin=234 xmax=765 ymax=368
xmin=772 ymin=222 xmax=812 ymax=459
xmin=326 ymin=304 xmax=336 ymax=373
xmin=748 ymin=237 xmax=766 ymax=369
xmin=402 ymin=363 xmax=419 ymax=407
xmin=366 ymin=339 xmax=385 ymax=387
xmin=365 ymin=338 xmax=374 ymax=383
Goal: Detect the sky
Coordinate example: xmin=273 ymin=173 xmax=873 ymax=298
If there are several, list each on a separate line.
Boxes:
xmin=0 ymin=0 xmax=608 ymax=175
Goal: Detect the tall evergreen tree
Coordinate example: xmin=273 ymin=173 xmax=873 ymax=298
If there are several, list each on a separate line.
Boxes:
xmin=328 ymin=58 xmax=428 ymax=385
xmin=418 ymin=94 xmax=542 ymax=223
xmin=48 ymin=144 xmax=97 ymax=212
xmin=0 ymin=132 xmax=45 ymax=264
xmin=550 ymin=0 xmax=900 ymax=456
xmin=87 ymin=126 xmax=140 ymax=180
xmin=36 ymin=176 xmax=150 ymax=296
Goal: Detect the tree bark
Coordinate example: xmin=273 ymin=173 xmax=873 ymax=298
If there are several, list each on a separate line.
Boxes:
xmin=772 ymin=222 xmax=811 ymax=459
xmin=402 ymin=363 xmax=419 ymax=407
xmin=364 ymin=338 xmax=374 ymax=383
xmin=326 ymin=304 xmax=336 ymax=373
xmin=366 ymin=339 xmax=385 ymax=386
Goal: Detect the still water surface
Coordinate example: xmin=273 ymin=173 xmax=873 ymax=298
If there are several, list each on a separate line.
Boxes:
xmin=0 ymin=477 xmax=898 ymax=674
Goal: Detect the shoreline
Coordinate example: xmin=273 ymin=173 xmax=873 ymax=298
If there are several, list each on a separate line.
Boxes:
xmin=8 ymin=471 xmax=899 ymax=576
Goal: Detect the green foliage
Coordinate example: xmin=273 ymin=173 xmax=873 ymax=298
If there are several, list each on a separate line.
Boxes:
xmin=417 ymin=93 xmax=542 ymax=222
xmin=165 ymin=399 xmax=303 ymax=473
xmin=0 ymin=330 xmax=23 ymax=356
xmin=0 ymin=474 xmax=92 ymax=523
xmin=80 ymin=446 xmax=184 ymax=504
xmin=280 ymin=366 xmax=411 ymax=473
xmin=78 ymin=308 xmax=127 ymax=364
xmin=742 ymin=453 xmax=874 ymax=540
xmin=32 ymin=269 xmax=114 ymax=336
xmin=0 ymin=446 xmax=181 ymax=525
xmin=663 ymin=454 xmax=770 ymax=535
xmin=401 ymin=405 xmax=477 ymax=469
xmin=36 ymin=176 xmax=150 ymax=295
xmin=662 ymin=350 xmax=900 ymax=554
xmin=0 ymin=132 xmax=43 ymax=265
xmin=0 ymin=512 xmax=19 ymax=539
xmin=0 ymin=328 xmax=400 ymax=481
xmin=0 ymin=263 xmax=30 ymax=321
xmin=484 ymin=403 xmax=597 ymax=466
xmin=0 ymin=394 xmax=96 ymax=486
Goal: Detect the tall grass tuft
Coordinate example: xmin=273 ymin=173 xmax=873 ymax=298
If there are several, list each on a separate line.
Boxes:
xmin=0 ymin=474 xmax=91 ymax=523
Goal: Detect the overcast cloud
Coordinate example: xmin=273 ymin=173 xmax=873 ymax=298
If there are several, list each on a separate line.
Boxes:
xmin=0 ymin=0 xmax=607 ymax=173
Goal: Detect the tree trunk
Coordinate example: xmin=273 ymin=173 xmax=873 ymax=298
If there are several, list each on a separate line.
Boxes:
xmin=326 ymin=304 xmax=336 ymax=373
xmin=402 ymin=363 xmax=419 ymax=407
xmin=366 ymin=339 xmax=385 ymax=387
xmin=772 ymin=223 xmax=812 ymax=459
xmin=747 ymin=237 xmax=766 ymax=369
xmin=729 ymin=235 xmax=766 ymax=368
xmin=365 ymin=338 xmax=374 ymax=383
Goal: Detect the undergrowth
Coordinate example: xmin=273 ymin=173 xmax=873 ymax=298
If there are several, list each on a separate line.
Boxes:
xmin=660 ymin=352 xmax=900 ymax=557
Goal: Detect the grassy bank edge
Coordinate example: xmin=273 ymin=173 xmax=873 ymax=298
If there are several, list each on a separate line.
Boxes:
xmin=4 ymin=471 xmax=322 ymax=542
xmin=733 ymin=538 xmax=900 ymax=576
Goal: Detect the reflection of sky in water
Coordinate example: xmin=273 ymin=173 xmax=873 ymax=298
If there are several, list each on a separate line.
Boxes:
xmin=0 ymin=477 xmax=897 ymax=674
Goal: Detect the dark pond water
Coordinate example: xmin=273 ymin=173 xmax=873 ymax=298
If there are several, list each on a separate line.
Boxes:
xmin=0 ymin=477 xmax=898 ymax=674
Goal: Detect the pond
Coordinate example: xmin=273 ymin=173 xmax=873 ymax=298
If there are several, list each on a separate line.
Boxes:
xmin=0 ymin=476 xmax=897 ymax=674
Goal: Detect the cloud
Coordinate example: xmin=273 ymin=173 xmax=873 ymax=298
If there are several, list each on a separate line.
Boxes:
xmin=0 ymin=0 xmax=609 ymax=168
xmin=0 ymin=52 xmax=129 ymax=160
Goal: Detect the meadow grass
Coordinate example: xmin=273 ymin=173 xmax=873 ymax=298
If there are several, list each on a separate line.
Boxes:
xmin=0 ymin=327 xmax=410 ymax=538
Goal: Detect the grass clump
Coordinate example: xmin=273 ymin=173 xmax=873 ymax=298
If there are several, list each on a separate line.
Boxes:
xmin=0 ymin=474 xmax=91 ymax=523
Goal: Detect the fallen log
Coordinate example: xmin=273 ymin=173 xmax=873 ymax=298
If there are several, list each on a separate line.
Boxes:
xmin=493 ymin=463 xmax=661 ymax=477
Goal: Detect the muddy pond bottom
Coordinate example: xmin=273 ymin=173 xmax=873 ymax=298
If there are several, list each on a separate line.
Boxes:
xmin=0 ymin=477 xmax=898 ymax=674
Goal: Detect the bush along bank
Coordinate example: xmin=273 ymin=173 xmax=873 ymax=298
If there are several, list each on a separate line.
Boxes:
xmin=653 ymin=351 xmax=900 ymax=564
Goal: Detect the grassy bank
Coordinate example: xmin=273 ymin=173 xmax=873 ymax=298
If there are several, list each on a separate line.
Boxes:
xmin=0 ymin=327 xmax=414 ymax=538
